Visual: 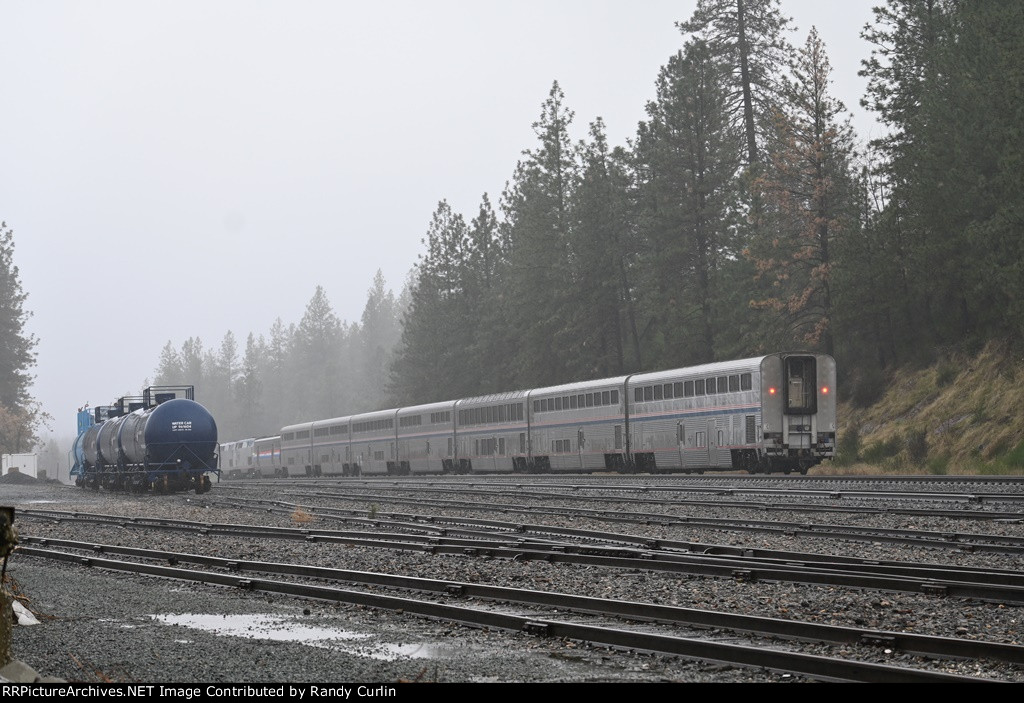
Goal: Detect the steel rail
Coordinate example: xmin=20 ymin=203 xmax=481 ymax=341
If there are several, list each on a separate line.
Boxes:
xmin=229 ymin=475 xmax=1024 ymax=504
xmin=24 ymin=505 xmax=1024 ymax=585
xmin=17 ymin=538 xmax=1024 ymax=665
xmin=19 ymin=512 xmax=1024 ymax=604
xmin=21 ymin=507 xmax=1024 ymax=588
xmin=13 ymin=545 xmax=1003 ymax=683
xmin=224 ymin=488 xmax=1024 ymax=553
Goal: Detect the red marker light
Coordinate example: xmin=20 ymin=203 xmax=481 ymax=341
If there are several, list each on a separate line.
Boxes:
xmin=821 ymin=386 xmax=829 ymax=395
xmin=769 ymin=387 xmax=777 ymax=395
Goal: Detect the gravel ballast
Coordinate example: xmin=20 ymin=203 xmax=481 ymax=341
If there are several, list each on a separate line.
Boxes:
xmin=3 ymin=479 xmax=1024 ymax=683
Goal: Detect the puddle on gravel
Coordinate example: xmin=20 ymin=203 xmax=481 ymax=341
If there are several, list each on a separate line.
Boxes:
xmin=151 ymin=613 xmax=451 ymax=661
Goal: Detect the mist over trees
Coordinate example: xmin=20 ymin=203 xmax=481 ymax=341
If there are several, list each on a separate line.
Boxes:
xmin=152 ymin=271 xmax=404 ymax=441
xmin=147 ymin=0 xmax=1024 ymax=440
xmin=392 ymin=0 xmax=1024 ymax=410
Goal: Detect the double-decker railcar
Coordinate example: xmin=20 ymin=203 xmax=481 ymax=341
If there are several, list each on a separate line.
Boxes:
xmin=225 ymin=352 xmax=835 ymax=477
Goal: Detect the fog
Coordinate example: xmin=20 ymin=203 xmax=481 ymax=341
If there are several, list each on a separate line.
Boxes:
xmin=0 ymin=1 xmax=877 ymax=447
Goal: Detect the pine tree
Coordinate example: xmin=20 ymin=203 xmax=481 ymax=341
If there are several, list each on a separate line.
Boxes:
xmin=501 ymin=81 xmax=578 ymax=386
xmin=389 ymin=201 xmax=471 ymax=404
xmin=678 ymin=0 xmax=795 ymax=167
xmin=153 ymin=341 xmax=184 ymax=384
xmin=357 ymin=270 xmax=401 ymax=401
xmin=634 ymin=40 xmax=743 ymax=367
xmin=293 ymin=286 xmax=342 ymax=419
xmin=0 ymin=224 xmax=37 ymax=410
xmin=748 ymin=28 xmax=858 ymax=356
xmin=568 ymin=119 xmax=635 ymax=377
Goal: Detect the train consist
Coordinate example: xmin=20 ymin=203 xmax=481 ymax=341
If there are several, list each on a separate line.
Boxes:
xmin=221 ymin=353 xmax=836 ymax=478
xmin=71 ymin=386 xmax=219 ymax=493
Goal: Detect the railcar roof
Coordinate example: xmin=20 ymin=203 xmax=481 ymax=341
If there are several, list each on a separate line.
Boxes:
xmin=628 ymin=356 xmax=768 ymax=384
xmin=530 ymin=375 xmax=630 ymax=397
xmin=396 ymin=400 xmax=457 ymax=414
xmin=457 ymin=389 xmax=530 ymax=405
xmin=312 ymin=415 xmax=352 ymax=427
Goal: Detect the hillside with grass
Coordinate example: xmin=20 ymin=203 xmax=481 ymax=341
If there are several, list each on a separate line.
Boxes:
xmin=834 ymin=344 xmax=1024 ymax=475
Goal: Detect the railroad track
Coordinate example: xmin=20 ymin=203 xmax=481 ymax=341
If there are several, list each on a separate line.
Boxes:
xmin=15 ymin=539 xmax=1015 ymax=682
xmin=17 ymin=507 xmax=1024 ymax=604
xmin=12 ymin=477 xmax=1024 ymax=682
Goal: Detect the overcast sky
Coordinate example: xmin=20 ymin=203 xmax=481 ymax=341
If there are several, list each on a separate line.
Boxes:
xmin=1 ymin=1 xmax=879 ymax=443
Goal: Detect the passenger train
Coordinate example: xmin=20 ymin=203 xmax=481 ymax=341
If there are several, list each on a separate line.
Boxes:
xmin=220 ymin=353 xmax=835 ymax=477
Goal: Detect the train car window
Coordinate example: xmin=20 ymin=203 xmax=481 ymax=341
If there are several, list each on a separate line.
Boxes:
xmin=498 ymin=405 xmax=505 ymax=422
xmin=663 ymin=384 xmax=673 ymax=399
xmin=602 ymin=390 xmax=610 ymax=405
xmin=297 ymin=431 xmax=310 ymax=439
xmin=643 ymin=386 xmax=653 ymax=402
xmin=555 ymin=397 xmax=562 ymax=411
xmin=718 ymin=376 xmax=728 ymax=393
xmin=570 ymin=395 xmax=578 ymax=409
xmin=785 ymin=356 xmax=817 ymax=413
xmin=533 ymin=401 xmax=540 ymax=414
xmin=562 ymin=395 xmax=569 ymax=409
xmin=583 ymin=393 xmax=592 ymax=407
xmin=654 ymin=385 xmax=663 ymax=400
xmin=634 ymin=388 xmax=643 ymax=403
xmin=741 ymin=373 xmax=752 ymax=390
xmin=695 ymin=379 xmax=705 ymax=395
xmin=729 ymin=375 xmax=740 ymax=392
xmin=611 ymin=390 xmax=619 ymax=404
xmin=674 ymin=382 xmax=684 ymax=397
xmin=684 ymin=381 xmax=694 ymax=397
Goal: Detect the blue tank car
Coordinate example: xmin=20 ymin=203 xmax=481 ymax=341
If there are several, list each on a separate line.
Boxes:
xmin=71 ymin=386 xmax=219 ymax=493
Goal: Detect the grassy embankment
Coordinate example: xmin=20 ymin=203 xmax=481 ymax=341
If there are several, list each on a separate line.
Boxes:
xmin=827 ymin=343 xmax=1024 ymax=476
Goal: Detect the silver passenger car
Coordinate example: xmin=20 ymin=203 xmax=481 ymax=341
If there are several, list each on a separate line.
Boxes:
xmin=227 ymin=352 xmax=835 ymax=477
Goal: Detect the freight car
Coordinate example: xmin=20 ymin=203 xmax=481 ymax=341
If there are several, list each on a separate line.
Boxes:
xmin=234 ymin=352 xmax=834 ymax=477
xmin=71 ymin=386 xmax=219 ymax=493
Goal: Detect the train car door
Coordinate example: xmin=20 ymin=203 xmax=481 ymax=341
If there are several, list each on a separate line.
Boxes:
xmin=576 ymin=428 xmax=586 ymax=471
xmin=676 ymin=422 xmax=685 ymax=469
